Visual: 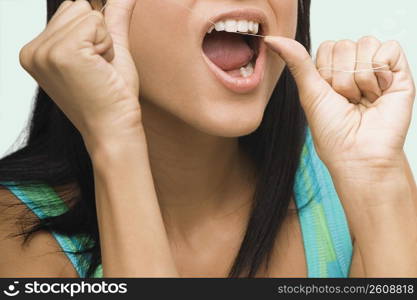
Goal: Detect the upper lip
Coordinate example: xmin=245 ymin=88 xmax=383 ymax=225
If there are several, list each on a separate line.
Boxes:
xmin=200 ymin=8 xmax=269 ymax=41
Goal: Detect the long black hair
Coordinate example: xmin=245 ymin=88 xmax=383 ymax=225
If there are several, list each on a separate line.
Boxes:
xmin=0 ymin=0 xmax=310 ymax=277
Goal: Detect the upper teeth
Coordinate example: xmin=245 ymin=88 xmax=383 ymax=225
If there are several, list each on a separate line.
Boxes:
xmin=208 ymin=19 xmax=260 ymax=34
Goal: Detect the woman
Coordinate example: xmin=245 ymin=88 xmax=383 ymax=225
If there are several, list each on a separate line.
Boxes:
xmin=0 ymin=0 xmax=416 ymax=278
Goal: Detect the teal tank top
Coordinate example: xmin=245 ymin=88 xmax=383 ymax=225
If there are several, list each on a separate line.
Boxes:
xmin=0 ymin=128 xmax=352 ymax=278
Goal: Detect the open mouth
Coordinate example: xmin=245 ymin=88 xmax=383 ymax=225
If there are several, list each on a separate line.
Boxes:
xmin=201 ymin=15 xmax=267 ymax=93
xmin=203 ymin=20 xmax=262 ymax=78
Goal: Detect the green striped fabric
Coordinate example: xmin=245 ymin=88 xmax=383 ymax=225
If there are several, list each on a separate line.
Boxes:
xmin=0 ymin=181 xmax=103 ymax=278
xmin=294 ymin=128 xmax=352 ymax=277
xmin=0 ymin=128 xmax=352 ymax=277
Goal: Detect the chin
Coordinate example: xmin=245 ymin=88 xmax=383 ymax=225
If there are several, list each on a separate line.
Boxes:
xmin=189 ymin=103 xmax=266 ymax=138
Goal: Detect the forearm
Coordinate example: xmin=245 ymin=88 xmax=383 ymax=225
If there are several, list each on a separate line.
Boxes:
xmin=330 ymin=154 xmax=417 ymax=277
xmin=87 ymin=127 xmax=178 ymax=277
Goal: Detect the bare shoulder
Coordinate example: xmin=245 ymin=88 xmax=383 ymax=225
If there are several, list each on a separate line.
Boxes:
xmin=0 ymin=188 xmax=78 ymax=277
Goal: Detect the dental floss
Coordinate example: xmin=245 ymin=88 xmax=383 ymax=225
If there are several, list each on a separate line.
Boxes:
xmin=317 ymin=60 xmax=390 ymax=73
xmin=98 ymin=0 xmax=390 ymax=74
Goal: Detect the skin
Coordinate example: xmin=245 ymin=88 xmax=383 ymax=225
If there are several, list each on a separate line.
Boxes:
xmin=0 ymin=0 xmax=416 ymax=277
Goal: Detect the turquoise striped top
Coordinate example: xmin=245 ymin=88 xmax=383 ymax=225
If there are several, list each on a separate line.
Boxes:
xmin=0 ymin=128 xmax=352 ymax=277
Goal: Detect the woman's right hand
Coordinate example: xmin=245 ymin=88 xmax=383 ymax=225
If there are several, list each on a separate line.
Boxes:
xmin=19 ymin=0 xmax=140 ymax=151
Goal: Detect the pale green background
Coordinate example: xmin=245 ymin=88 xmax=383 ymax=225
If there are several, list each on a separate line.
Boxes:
xmin=1 ymin=0 xmax=416 ymax=175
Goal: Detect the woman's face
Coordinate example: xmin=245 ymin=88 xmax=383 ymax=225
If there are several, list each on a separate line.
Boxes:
xmin=129 ymin=0 xmax=298 ymax=137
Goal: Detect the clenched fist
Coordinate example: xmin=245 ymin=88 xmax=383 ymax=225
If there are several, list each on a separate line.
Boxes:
xmin=19 ymin=0 xmax=140 ymax=150
xmin=265 ymin=36 xmax=416 ymax=172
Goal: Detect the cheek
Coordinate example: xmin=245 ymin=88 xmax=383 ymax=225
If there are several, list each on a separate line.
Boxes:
xmin=129 ymin=2 xmax=198 ymax=101
xmin=269 ymin=0 xmax=298 ymax=38
xmin=130 ymin=0 xmax=208 ymax=109
xmin=265 ymin=0 xmax=298 ymax=86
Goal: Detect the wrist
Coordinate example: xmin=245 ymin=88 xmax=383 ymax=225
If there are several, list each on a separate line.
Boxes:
xmin=330 ymin=161 xmax=412 ymax=212
xmin=326 ymin=150 xmax=407 ymax=183
xmin=83 ymin=125 xmax=148 ymax=165
xmin=328 ymin=152 xmax=417 ymax=243
xmin=339 ymin=175 xmax=417 ymax=255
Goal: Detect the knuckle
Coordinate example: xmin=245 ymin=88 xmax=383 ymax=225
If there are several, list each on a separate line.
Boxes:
xmin=59 ymin=0 xmax=73 ymax=10
xmin=32 ymin=46 xmax=49 ymax=70
xmin=74 ymin=0 xmax=93 ymax=12
xmin=385 ymin=39 xmax=402 ymax=50
xmin=87 ymin=10 xmax=104 ymax=24
xmin=19 ymin=44 xmax=33 ymax=70
xmin=47 ymin=46 xmax=68 ymax=67
xmin=317 ymin=40 xmax=336 ymax=56
xmin=335 ymin=39 xmax=356 ymax=49
xmin=386 ymin=39 xmax=401 ymax=47
xmin=358 ymin=35 xmax=380 ymax=47
xmin=319 ymin=40 xmax=336 ymax=50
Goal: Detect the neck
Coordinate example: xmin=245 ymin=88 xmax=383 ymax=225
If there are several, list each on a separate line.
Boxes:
xmin=141 ymin=100 xmax=256 ymax=230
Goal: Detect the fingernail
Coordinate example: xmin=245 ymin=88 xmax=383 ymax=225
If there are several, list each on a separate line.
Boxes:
xmin=377 ymin=75 xmax=390 ymax=91
xmin=264 ymin=36 xmax=277 ymax=47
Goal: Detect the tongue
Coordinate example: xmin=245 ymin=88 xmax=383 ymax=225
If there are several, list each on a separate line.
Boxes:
xmin=203 ymin=32 xmax=254 ymax=71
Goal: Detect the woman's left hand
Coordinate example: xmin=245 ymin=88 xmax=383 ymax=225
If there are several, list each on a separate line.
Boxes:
xmin=265 ymin=36 xmax=415 ymax=173
xmin=266 ymin=36 xmax=417 ymax=277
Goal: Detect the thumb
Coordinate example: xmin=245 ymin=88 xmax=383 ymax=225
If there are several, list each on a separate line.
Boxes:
xmin=104 ymin=0 xmax=136 ymax=48
xmin=264 ymin=36 xmax=329 ymax=112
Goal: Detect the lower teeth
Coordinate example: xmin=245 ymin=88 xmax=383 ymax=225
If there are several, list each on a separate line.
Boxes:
xmin=240 ymin=62 xmax=254 ymax=78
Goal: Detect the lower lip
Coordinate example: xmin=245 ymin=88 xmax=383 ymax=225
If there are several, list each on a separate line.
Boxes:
xmin=202 ymin=41 xmax=266 ymax=94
